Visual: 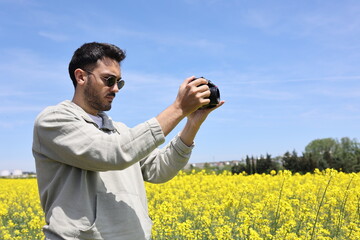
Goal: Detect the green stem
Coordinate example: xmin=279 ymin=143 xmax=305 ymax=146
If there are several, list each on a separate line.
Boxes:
xmin=334 ymin=175 xmax=354 ymax=237
xmin=310 ymin=175 xmax=332 ymax=240
xmin=272 ymin=176 xmax=286 ymax=237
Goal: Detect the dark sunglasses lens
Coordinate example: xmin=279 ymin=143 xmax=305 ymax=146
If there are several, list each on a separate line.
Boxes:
xmin=117 ymin=80 xmax=125 ymax=90
xmin=106 ymin=77 xmax=117 ymax=87
xmin=106 ymin=76 xmax=124 ymax=89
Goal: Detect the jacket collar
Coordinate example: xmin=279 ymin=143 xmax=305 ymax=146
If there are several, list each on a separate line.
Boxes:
xmin=97 ymin=112 xmax=116 ymax=131
xmin=65 ymin=100 xmax=116 ymax=132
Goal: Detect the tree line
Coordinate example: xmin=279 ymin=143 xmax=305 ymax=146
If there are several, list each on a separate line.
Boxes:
xmin=230 ymin=137 xmax=360 ymax=174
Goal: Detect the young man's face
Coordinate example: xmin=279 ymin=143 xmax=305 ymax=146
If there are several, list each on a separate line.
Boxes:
xmin=84 ymin=57 xmax=122 ymax=114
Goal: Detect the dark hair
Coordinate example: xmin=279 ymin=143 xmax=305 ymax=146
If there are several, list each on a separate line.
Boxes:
xmin=68 ymin=42 xmax=126 ymax=88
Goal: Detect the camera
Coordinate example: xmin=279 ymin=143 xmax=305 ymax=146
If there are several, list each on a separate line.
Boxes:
xmin=195 ymin=77 xmax=220 ymax=109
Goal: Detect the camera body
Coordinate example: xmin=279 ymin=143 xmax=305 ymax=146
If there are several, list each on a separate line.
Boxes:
xmin=195 ymin=77 xmax=220 ymax=109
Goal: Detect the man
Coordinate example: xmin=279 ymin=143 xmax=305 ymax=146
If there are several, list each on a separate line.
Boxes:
xmin=33 ymin=42 xmax=224 ymax=240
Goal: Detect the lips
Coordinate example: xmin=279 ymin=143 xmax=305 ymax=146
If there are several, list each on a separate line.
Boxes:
xmin=106 ymin=93 xmax=116 ymax=101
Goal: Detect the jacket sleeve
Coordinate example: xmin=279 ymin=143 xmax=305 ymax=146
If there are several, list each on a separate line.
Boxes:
xmin=140 ymin=134 xmax=194 ymax=183
xmin=32 ymin=106 xmax=165 ymax=171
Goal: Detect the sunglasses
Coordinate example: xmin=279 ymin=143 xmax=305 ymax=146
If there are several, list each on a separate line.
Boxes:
xmin=84 ymin=70 xmax=125 ymax=90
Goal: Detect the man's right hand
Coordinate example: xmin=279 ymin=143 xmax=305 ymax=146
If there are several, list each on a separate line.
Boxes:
xmin=173 ymin=76 xmax=211 ymax=116
xmin=155 ymin=76 xmax=211 ymax=136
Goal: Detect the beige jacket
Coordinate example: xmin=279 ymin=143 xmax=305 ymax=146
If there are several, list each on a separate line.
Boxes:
xmin=32 ymin=100 xmax=193 ymax=240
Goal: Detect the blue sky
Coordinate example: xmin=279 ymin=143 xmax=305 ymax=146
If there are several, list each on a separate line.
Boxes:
xmin=1 ymin=0 xmax=359 ymax=171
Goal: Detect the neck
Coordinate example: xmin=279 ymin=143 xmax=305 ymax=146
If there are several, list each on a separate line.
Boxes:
xmin=72 ymin=95 xmax=98 ymax=115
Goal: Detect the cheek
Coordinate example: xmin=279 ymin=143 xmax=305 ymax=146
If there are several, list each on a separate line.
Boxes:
xmin=85 ymin=82 xmax=101 ymax=98
xmin=100 ymin=87 xmax=110 ymax=96
xmin=88 ymin=81 xmax=105 ymax=94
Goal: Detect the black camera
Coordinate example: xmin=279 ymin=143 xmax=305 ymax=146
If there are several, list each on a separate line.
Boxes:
xmin=195 ymin=77 xmax=220 ymax=109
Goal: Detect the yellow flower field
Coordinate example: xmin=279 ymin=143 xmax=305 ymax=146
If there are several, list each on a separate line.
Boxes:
xmin=0 ymin=169 xmax=359 ymax=239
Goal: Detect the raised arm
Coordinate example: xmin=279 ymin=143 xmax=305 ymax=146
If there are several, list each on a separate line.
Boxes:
xmin=179 ymin=99 xmax=225 ymax=146
xmin=141 ymin=77 xmax=224 ymax=183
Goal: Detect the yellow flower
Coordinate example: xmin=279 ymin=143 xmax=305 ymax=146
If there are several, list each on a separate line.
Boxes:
xmin=1 ymin=169 xmax=359 ymax=239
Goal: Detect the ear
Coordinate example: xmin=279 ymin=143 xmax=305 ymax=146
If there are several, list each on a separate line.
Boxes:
xmin=74 ymin=68 xmax=87 ymax=86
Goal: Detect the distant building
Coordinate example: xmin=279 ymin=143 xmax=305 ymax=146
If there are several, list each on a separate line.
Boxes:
xmin=0 ymin=169 xmax=36 ymax=178
xmin=0 ymin=170 xmax=11 ymax=177
xmin=184 ymin=160 xmax=244 ymax=170
xmin=12 ymin=169 xmax=23 ymax=176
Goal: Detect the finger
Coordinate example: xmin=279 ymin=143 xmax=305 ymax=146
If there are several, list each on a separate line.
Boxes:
xmin=188 ymin=77 xmax=208 ymax=87
xmin=195 ymin=84 xmax=209 ymax=94
xmin=211 ymin=100 xmax=225 ymax=110
xmin=200 ymin=97 xmax=211 ymax=105
xmin=198 ymin=89 xmax=211 ymax=98
xmin=201 ymin=100 xmax=225 ymax=112
xmin=185 ymin=76 xmax=197 ymax=84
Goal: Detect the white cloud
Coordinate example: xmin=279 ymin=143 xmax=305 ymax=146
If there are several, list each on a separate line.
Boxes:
xmin=344 ymin=104 xmax=360 ymax=113
xmin=38 ymin=31 xmax=69 ymax=42
xmin=125 ymin=71 xmax=178 ymax=85
xmin=299 ymin=108 xmax=360 ymax=121
xmin=0 ymin=48 xmax=67 ymax=83
xmin=77 ymin=23 xmax=224 ymax=52
xmin=242 ymin=9 xmax=276 ymax=30
xmin=122 ymin=71 xmax=180 ymax=104
xmin=153 ymin=35 xmax=224 ymax=50
xmin=238 ymin=2 xmax=360 ymax=43
xmin=247 ymin=89 xmax=296 ymax=101
xmin=0 ymin=119 xmax=31 ymax=129
xmin=313 ymin=88 xmax=360 ymax=99
xmin=299 ymin=5 xmax=360 ymax=37
xmin=0 ymin=90 xmax=45 ymax=97
xmin=222 ymin=75 xmax=360 ymax=86
xmin=0 ymin=105 xmax=44 ymax=113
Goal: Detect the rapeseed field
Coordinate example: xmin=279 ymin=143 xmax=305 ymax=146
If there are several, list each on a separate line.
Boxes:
xmin=0 ymin=169 xmax=359 ymax=239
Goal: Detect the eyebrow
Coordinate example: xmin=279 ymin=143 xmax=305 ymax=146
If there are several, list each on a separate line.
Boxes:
xmin=100 ymin=73 xmax=122 ymax=80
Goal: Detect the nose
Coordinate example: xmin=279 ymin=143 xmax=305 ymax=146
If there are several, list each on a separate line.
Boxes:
xmin=110 ymin=83 xmax=120 ymax=93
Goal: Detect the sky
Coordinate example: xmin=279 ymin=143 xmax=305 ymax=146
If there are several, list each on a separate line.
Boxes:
xmin=0 ymin=0 xmax=360 ymax=172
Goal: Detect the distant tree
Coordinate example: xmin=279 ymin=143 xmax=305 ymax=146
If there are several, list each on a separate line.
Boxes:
xmin=245 ymin=155 xmax=252 ymax=174
xmin=305 ymin=138 xmax=337 ymax=170
xmin=323 ymin=150 xmax=334 ymax=168
xmin=231 ymin=163 xmax=246 ymax=175
xmin=303 ymin=153 xmax=319 ymax=173
xmin=256 ymin=155 xmax=266 ymax=174
xmin=272 ymin=156 xmax=283 ymax=171
xmin=281 ymin=151 xmax=291 ymax=171
xmin=266 ymin=153 xmax=280 ymax=172
xmin=355 ymin=148 xmax=360 ymax=172
xmin=282 ymin=150 xmax=299 ymax=172
xmin=333 ymin=137 xmax=360 ymax=172
xmin=251 ymin=156 xmax=257 ymax=174
xmin=303 ymin=137 xmax=360 ymax=173
xmin=305 ymin=138 xmax=337 ymax=155
xmin=298 ymin=153 xmax=317 ymax=173
xmin=256 ymin=154 xmax=274 ymax=174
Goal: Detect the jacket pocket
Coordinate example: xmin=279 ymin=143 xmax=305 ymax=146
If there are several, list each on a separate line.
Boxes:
xmin=79 ymin=192 xmax=152 ymax=240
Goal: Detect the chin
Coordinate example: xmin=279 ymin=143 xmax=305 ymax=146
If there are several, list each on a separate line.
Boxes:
xmin=102 ymin=105 xmax=112 ymax=111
